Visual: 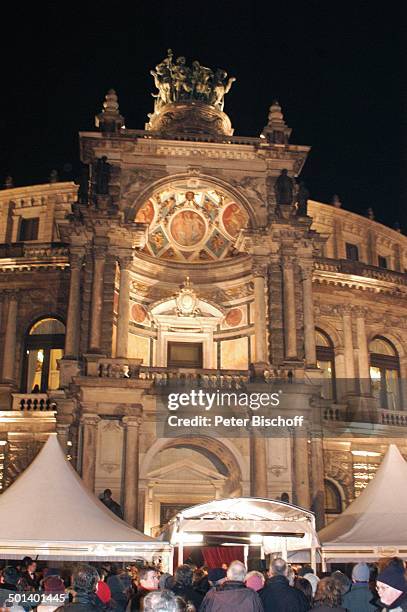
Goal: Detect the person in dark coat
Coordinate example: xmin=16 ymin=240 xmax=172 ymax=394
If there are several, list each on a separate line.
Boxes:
xmin=54 ymin=564 xmax=102 ymax=611
xmin=100 ymin=489 xmax=123 ymax=519
xmin=376 ymin=564 xmax=407 ymax=611
xmin=259 ymin=558 xmax=310 ymax=612
xmin=342 ymin=563 xmax=376 ymax=612
xmin=309 ymin=577 xmax=346 ymax=612
xmin=171 ymin=564 xmax=204 ymax=610
xmin=199 ymin=560 xmax=263 ymax=611
xmin=130 ymin=567 xmax=159 ymax=611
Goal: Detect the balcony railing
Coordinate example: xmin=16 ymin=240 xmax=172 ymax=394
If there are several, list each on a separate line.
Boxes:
xmin=139 ymin=366 xmax=250 ymax=388
xmin=315 ymin=258 xmax=407 ymax=287
xmin=380 ymin=409 xmax=407 ymax=427
xmin=11 ymin=394 xmax=56 ymax=412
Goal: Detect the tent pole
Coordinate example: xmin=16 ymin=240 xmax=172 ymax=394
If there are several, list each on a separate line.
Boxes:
xmin=281 ymin=538 xmax=288 ymax=561
xmin=321 ymin=550 xmax=327 ymax=572
xmin=311 ymin=546 xmax=316 ymax=572
xmin=244 ymin=544 xmax=249 ymax=568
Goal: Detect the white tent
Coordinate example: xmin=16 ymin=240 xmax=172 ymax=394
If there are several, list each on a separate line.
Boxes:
xmin=319 ymin=444 xmax=407 ymax=563
xmin=161 ymin=497 xmax=320 ymax=570
xmin=0 ymin=434 xmax=171 ymax=566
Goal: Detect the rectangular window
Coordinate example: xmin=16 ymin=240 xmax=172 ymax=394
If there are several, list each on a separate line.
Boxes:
xmin=378 ymin=255 xmax=387 ymax=269
xmin=345 ymin=242 xmax=359 ymax=261
xmin=18 ymin=217 xmax=39 ymax=241
xmin=167 ymin=342 xmax=203 ymax=368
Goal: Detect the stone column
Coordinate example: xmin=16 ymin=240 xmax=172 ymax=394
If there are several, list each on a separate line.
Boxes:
xmin=251 ymin=436 xmax=268 ymax=498
xmin=123 ymin=415 xmax=142 ymax=527
xmin=89 ymin=246 xmax=106 ymax=353
xmin=116 ymin=256 xmax=133 ymax=358
xmin=56 ymin=423 xmax=70 ymax=454
xmin=64 ymin=251 xmax=84 ymax=358
xmin=355 ymin=307 xmax=370 ymax=394
xmin=293 ymin=433 xmax=310 ymax=508
xmin=282 ymin=256 xmax=298 ymax=359
xmin=1 ymin=290 xmax=19 ymax=383
xmin=80 ymin=414 xmax=100 ymax=491
xmin=341 ymin=306 xmax=355 ymax=379
xmin=310 ymin=436 xmax=325 ymax=529
xmin=252 ymin=262 xmax=268 ymax=363
xmin=300 ymin=263 xmax=317 ymax=367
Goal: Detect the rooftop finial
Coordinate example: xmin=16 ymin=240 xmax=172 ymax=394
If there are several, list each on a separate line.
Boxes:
xmin=3 ymin=175 xmax=14 ymax=189
xmin=332 ymin=194 xmax=342 ymax=208
xmin=95 ymin=89 xmax=124 ymax=134
xmin=261 ymin=100 xmax=291 ymax=143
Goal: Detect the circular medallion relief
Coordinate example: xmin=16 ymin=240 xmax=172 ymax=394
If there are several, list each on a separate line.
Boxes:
xmin=222 ymin=202 xmax=248 ymax=238
xmin=225 ymin=308 xmax=243 ymax=327
xmin=131 ymin=303 xmax=147 ymax=323
xmin=135 ymin=200 xmax=155 ymax=225
xmin=169 ymin=210 xmax=207 ymax=247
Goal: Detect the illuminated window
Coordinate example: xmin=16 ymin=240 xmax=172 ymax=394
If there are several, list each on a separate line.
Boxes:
xmin=378 ymin=255 xmax=388 ymax=269
xmin=23 ymin=318 xmax=65 ymax=392
xmin=316 ymin=329 xmax=336 ymax=400
xmin=369 ymin=336 xmax=400 ymax=410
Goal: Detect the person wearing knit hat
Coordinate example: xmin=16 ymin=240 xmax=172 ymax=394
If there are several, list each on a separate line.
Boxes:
xmin=376 ymin=565 xmax=407 ymax=611
xmin=342 ymin=563 xmax=375 ymax=612
xmin=303 ymin=572 xmax=320 ymax=597
xmin=245 ymin=571 xmax=265 ymax=592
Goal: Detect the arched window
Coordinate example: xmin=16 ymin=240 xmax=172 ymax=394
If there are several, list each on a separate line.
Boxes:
xmin=316 ymin=329 xmax=336 ymax=400
xmin=324 ymin=479 xmax=342 ymax=514
xmin=369 ymin=337 xmax=400 ymax=410
xmin=22 ymin=318 xmax=65 ymax=392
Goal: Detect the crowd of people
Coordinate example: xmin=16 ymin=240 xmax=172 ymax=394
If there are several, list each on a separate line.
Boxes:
xmin=0 ymin=555 xmax=406 ymax=611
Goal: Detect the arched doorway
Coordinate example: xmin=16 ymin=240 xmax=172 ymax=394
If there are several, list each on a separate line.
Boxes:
xmin=22 ymin=317 xmax=65 ymax=392
xmin=141 ymin=437 xmax=243 ymax=536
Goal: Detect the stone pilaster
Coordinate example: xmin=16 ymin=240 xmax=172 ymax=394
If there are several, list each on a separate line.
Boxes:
xmin=300 ymin=263 xmax=317 ymax=367
xmin=80 ymin=414 xmax=100 ymax=491
xmin=251 ymin=435 xmax=268 ymax=498
xmin=64 ymin=250 xmax=84 ymax=358
xmin=89 ymin=246 xmax=106 ymax=353
xmin=1 ymin=290 xmax=19 ymax=384
xmin=293 ymin=432 xmax=310 ymax=508
xmin=252 ymin=259 xmax=268 ymax=365
xmin=310 ymin=435 xmax=325 ymax=529
xmin=116 ymin=255 xmax=133 ymax=358
xmin=122 ymin=414 xmax=142 ymax=527
xmin=282 ymin=256 xmax=298 ymax=360
xmin=354 ymin=306 xmax=371 ymax=395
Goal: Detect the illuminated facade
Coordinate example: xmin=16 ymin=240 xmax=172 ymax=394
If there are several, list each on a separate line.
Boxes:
xmin=0 ymin=60 xmax=406 ymax=532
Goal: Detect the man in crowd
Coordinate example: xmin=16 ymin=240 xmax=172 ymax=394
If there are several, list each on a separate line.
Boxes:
xmin=207 ymin=568 xmax=227 ymax=590
xmin=259 ymin=558 xmax=310 ymax=612
xmin=199 ymin=559 xmax=263 ymax=611
xmin=342 ymin=562 xmax=376 ymax=612
xmin=131 ymin=566 xmax=159 ymax=611
xmin=55 ymin=564 xmax=100 ymax=611
xmin=376 ymin=564 xmax=407 ymax=611
xmin=171 ymin=564 xmax=204 ymax=609
xmin=100 ymin=488 xmax=123 ymax=519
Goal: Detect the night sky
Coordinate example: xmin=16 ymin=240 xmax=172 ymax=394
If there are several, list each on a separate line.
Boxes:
xmin=1 ymin=3 xmax=405 ymax=229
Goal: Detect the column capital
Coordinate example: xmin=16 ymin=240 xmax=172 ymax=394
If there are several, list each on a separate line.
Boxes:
xmin=80 ymin=413 xmax=101 ymax=426
xmin=299 ymin=261 xmax=314 ymax=280
xmin=69 ymin=249 xmax=85 ymax=270
xmin=118 ymin=254 xmax=134 ymax=270
xmin=122 ymin=415 xmax=142 ymax=428
xmin=338 ymin=304 xmax=353 ymax=316
xmin=93 ymin=245 xmax=108 ymax=259
xmin=4 ymin=288 xmax=20 ymax=299
xmin=353 ymin=305 xmax=369 ymax=318
xmin=281 ymin=254 xmax=296 ymax=268
xmin=252 ymin=256 xmax=268 ymax=277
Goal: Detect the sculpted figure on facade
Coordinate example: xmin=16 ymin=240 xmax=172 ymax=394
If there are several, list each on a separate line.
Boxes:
xmin=94 ymin=156 xmax=111 ymax=195
xmin=150 ymin=50 xmax=236 ymax=111
xmin=275 ymin=169 xmax=294 ymax=206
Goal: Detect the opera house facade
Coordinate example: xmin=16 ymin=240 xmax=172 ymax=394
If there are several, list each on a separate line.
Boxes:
xmin=0 ymin=54 xmax=405 ymax=535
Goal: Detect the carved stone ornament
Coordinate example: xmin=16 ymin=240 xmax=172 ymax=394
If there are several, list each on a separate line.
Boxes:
xmin=175 ymin=277 xmax=200 ymax=316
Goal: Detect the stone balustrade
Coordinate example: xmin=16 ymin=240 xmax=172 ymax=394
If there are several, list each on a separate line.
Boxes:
xmin=11 ymin=394 xmax=56 ymax=411
xmin=381 ymin=409 xmax=407 ymax=427
xmin=139 ymin=366 xmax=249 ymax=388
xmin=315 ymin=258 xmax=407 ymax=287
xmin=97 ymin=358 xmax=143 ymax=379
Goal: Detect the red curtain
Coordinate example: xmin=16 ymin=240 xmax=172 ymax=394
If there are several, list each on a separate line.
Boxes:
xmin=202 ymin=546 xmax=244 ymax=568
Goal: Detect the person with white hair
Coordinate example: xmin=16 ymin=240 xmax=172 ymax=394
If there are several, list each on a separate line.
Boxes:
xmin=259 ymin=558 xmax=310 ymax=612
xmin=199 ymin=560 xmax=263 ymax=611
